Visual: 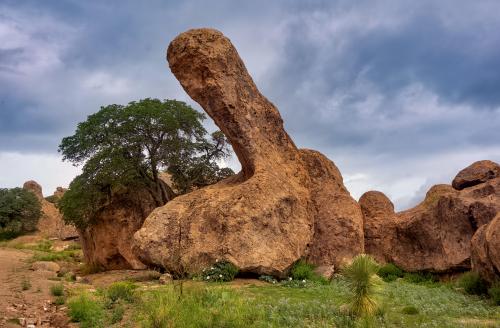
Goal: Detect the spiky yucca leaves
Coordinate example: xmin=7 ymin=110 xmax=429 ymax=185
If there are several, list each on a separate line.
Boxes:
xmin=342 ymin=254 xmax=382 ymax=317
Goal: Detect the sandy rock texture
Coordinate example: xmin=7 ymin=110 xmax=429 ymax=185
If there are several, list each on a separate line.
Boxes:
xmin=134 ymin=28 xmax=363 ymax=277
xmin=360 ymin=161 xmax=500 ymax=272
xmin=22 ymin=181 xmax=78 ymax=240
xmin=471 ymin=214 xmax=500 ymax=283
xmin=79 ymin=188 xmax=157 ymax=270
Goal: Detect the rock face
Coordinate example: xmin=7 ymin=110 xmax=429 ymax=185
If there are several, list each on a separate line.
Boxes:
xmin=133 ymin=28 xmax=363 ymax=277
xmin=471 ymin=214 xmax=500 ymax=283
xmin=452 ymin=160 xmax=500 ymax=190
xmin=23 ymin=181 xmax=78 ymax=240
xmin=79 ymin=188 xmax=157 ymax=270
xmin=360 ymin=161 xmax=500 ymax=272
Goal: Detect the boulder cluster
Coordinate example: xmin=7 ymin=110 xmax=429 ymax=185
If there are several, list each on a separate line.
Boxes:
xmin=360 ymin=160 xmax=499 ymax=280
xmin=40 ymin=28 xmax=499 ymax=283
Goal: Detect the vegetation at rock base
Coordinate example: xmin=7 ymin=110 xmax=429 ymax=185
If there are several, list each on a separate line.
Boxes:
xmin=458 ymin=271 xmax=488 ymax=295
xmin=58 ymin=98 xmax=234 ymax=229
xmin=0 ymin=187 xmax=42 ymax=240
xmin=489 ymin=282 xmax=500 ymax=305
xmin=377 ymin=263 xmax=404 ymax=282
xmin=201 ymin=260 xmax=239 ymax=282
xmin=50 ymin=283 xmax=65 ymax=296
xmin=67 ymin=293 xmax=105 ymax=328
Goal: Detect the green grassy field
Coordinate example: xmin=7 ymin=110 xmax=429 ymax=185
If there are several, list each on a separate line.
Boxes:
xmin=65 ymin=278 xmax=499 ymax=328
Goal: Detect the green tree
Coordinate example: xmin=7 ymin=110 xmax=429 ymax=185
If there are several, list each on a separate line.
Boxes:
xmin=0 ymin=187 xmax=42 ymax=239
xmin=58 ymin=98 xmax=233 ymax=228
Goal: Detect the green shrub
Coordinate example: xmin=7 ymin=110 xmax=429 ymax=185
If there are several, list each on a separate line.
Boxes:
xmin=106 ymin=281 xmax=137 ymax=303
xmin=403 ymin=272 xmax=437 ymax=284
xmin=458 ymin=272 xmax=488 ymax=295
xmin=377 ymin=263 xmax=404 ymax=282
xmin=68 ymin=293 xmax=105 ymax=328
xmin=202 ymin=260 xmax=239 ymax=282
xmin=258 ymin=275 xmax=278 ymax=284
xmin=401 ymin=305 xmax=419 ymax=315
xmin=54 ymin=296 xmax=65 ymax=305
xmin=21 ymin=278 xmax=31 ymax=291
xmin=488 ymin=282 xmax=500 ymax=305
xmin=342 ymin=254 xmax=381 ymax=317
xmin=290 ymin=259 xmax=316 ymax=280
xmin=50 ymin=283 xmax=64 ymax=296
xmin=110 ymin=304 xmax=125 ymax=324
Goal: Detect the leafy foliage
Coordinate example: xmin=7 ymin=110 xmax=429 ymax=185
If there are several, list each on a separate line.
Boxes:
xmin=458 ymin=272 xmax=488 ymax=295
xmin=342 ymin=254 xmax=382 ymax=317
xmin=0 ymin=187 xmax=42 ymax=239
xmin=377 ymin=263 xmax=404 ymax=282
xmin=202 ymin=260 xmax=239 ymax=282
xmin=58 ymin=98 xmax=233 ymax=228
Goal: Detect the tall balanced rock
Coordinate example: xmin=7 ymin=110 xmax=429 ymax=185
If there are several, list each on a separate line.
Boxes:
xmin=133 ymin=28 xmax=363 ymax=276
xmin=23 ymin=181 xmax=78 ymax=240
xmin=360 ymin=160 xmax=500 ymax=272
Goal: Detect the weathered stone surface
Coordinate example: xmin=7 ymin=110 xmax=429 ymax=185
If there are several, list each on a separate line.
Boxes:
xmin=471 ymin=214 xmax=500 ymax=283
xmin=79 ymin=188 xmax=157 ymax=270
xmin=301 ymin=149 xmax=364 ymax=267
xmin=23 ymin=181 xmax=78 ymax=240
xmin=360 ymin=163 xmax=499 ymax=272
xmin=133 ymin=28 xmax=363 ymax=277
xmin=359 ymin=191 xmax=398 ymax=264
xmin=452 ymin=160 xmax=500 ymax=190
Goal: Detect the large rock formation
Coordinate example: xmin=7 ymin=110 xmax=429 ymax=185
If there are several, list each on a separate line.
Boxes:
xmin=471 ymin=214 xmax=500 ymax=283
xmin=360 ymin=161 xmax=500 ymax=272
xmin=23 ymin=181 xmax=78 ymax=240
xmin=133 ymin=28 xmax=363 ymax=276
xmin=79 ymin=188 xmax=158 ymax=270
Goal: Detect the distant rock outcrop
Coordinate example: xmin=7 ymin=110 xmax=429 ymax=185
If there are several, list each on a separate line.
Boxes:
xmin=23 ymin=181 xmax=78 ymax=240
xmin=79 ymin=188 xmax=158 ymax=270
xmin=360 ymin=161 xmax=499 ymax=273
xmin=133 ymin=28 xmax=363 ymax=277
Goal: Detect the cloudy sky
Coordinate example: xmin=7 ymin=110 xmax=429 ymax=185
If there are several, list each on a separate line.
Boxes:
xmin=1 ymin=0 xmax=499 ymax=210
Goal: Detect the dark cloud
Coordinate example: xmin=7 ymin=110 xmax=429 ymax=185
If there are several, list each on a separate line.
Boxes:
xmin=1 ymin=0 xmax=500 ymax=208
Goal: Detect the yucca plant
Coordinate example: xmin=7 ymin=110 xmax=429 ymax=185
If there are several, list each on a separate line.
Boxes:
xmin=342 ymin=254 xmax=382 ymax=317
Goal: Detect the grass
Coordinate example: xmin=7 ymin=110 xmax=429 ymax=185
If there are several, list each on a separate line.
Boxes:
xmin=68 ymin=293 xmax=105 ymax=328
xmin=50 ymin=283 xmax=65 ymax=296
xmin=106 ymin=281 xmax=137 ymax=303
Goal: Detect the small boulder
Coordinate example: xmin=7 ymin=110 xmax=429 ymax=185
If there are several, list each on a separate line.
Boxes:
xmin=32 ymin=261 xmax=60 ymax=272
xmin=452 ymin=160 xmax=500 ymax=190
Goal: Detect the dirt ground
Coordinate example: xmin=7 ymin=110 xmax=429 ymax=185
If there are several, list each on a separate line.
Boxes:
xmin=0 ymin=243 xmax=75 ymax=328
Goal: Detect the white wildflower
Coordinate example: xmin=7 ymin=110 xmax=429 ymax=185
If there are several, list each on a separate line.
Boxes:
xmin=219 ymin=274 xmax=223 ymax=278
xmin=302 ymin=279 xmax=306 ymax=283
xmin=288 ymin=277 xmax=292 ymax=281
xmin=206 ymin=276 xmax=210 ymax=280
